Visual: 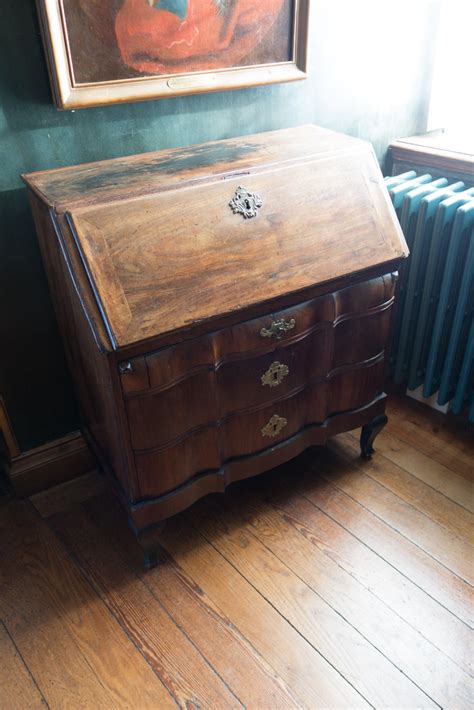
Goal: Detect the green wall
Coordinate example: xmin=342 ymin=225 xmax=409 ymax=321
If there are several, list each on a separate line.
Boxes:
xmin=0 ymin=1 xmax=439 ymax=450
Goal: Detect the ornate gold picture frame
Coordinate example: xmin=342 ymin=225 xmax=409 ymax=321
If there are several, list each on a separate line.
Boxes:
xmin=36 ymin=0 xmax=310 ymax=110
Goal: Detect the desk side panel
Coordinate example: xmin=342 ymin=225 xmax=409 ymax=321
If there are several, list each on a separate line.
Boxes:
xmin=26 ymin=191 xmax=139 ymax=499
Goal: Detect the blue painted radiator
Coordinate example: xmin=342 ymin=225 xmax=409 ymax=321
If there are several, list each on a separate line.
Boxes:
xmin=386 ymin=172 xmax=474 ymax=422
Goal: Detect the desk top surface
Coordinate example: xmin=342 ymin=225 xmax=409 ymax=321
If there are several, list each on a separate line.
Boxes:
xmin=24 ymin=126 xmax=407 ymax=350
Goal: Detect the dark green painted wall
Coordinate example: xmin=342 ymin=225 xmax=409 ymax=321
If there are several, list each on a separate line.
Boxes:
xmin=0 ymin=1 xmax=439 ymax=450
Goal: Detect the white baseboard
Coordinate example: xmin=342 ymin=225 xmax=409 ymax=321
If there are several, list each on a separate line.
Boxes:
xmin=406 ymin=385 xmax=450 ymax=414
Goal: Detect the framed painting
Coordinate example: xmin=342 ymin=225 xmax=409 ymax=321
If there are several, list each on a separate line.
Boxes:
xmin=36 ymin=0 xmax=310 ymax=109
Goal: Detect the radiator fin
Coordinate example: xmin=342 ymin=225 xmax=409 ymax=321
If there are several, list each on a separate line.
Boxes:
xmin=386 ymin=174 xmax=474 ymax=421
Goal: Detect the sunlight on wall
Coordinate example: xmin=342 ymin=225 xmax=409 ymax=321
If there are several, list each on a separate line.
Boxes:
xmin=427 ymin=0 xmax=474 ymax=145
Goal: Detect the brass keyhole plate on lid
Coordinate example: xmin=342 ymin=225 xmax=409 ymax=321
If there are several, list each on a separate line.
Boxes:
xmin=229 ymin=186 xmax=263 ymax=219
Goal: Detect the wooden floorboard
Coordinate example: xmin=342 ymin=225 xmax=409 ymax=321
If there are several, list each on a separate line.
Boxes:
xmin=52 ymin=505 xmax=258 ymax=709
xmin=192 ymin=498 xmax=436 ymax=708
xmin=385 ymin=393 xmax=474 ymax=480
xmin=157 ymin=512 xmax=368 ymax=708
xmin=84 ymin=495 xmax=306 ymax=709
xmin=193 ymin=490 xmax=470 ymax=709
xmin=1 ymin=394 xmax=472 ymax=709
xmin=344 ymin=430 xmax=474 ymax=533
xmin=245 ymin=466 xmax=472 ymax=676
xmin=0 ymin=622 xmax=47 ymax=710
xmin=30 ymin=470 xmax=106 ymax=519
xmin=360 ymin=427 xmax=474 ymax=513
xmin=0 ymin=502 xmax=174 ymax=709
xmin=324 ymin=442 xmax=474 ymax=584
xmin=294 ymin=454 xmax=474 ymax=627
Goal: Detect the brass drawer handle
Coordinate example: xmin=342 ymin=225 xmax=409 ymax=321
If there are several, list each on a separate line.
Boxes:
xmin=261 ymin=414 xmax=288 ymax=438
xmin=260 ymin=318 xmax=296 ymax=339
xmin=261 ymin=361 xmax=289 ymax=388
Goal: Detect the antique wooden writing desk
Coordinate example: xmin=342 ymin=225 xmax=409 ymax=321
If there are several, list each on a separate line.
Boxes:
xmin=23 ymin=126 xmax=407 ymax=563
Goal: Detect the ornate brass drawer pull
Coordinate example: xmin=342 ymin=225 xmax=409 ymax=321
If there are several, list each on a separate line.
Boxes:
xmin=261 ymin=414 xmax=288 ymax=438
xmin=260 ymin=318 xmax=296 ymax=339
xmin=261 ymin=361 xmax=289 ymax=388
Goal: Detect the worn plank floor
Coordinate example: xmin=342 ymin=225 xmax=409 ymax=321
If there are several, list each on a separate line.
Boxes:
xmin=1 ymin=395 xmax=473 ymax=709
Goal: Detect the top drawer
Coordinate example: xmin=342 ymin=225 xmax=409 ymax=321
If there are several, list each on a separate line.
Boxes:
xmin=119 ymin=273 xmax=396 ymax=396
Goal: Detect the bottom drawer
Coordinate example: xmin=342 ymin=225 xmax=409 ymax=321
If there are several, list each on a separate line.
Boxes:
xmin=135 ymin=356 xmax=384 ymax=498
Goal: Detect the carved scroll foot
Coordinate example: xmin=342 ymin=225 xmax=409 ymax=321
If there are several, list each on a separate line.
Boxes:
xmin=360 ymin=414 xmax=388 ymax=460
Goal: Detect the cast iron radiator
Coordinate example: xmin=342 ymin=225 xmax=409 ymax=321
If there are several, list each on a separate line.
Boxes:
xmin=385 ymin=171 xmax=474 ymax=421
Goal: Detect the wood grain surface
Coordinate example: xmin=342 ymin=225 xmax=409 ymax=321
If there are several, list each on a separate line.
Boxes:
xmin=325 ymin=440 xmax=474 ymax=584
xmin=0 ymin=502 xmax=174 ymax=709
xmin=1 ymin=395 xmax=472 ymax=710
xmin=127 ymin=396 xmax=387 ymax=526
xmin=23 ymin=125 xmax=362 ymax=210
xmin=0 ymin=623 xmax=47 ymax=710
xmin=67 ymin=145 xmax=406 ymax=347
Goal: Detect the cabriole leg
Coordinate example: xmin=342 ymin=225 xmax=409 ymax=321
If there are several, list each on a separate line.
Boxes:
xmin=360 ymin=414 xmax=388 ymax=460
xmin=133 ymin=520 xmax=166 ymax=570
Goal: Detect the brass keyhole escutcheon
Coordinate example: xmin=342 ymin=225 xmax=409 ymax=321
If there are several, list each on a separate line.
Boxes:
xmin=261 ymin=414 xmax=288 ymax=438
xmin=261 ymin=361 xmax=289 ymax=388
xmin=229 ymin=186 xmax=263 ymax=219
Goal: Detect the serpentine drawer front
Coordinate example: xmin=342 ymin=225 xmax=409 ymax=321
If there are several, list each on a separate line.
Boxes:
xmin=22 ymin=125 xmax=408 ymax=560
xmin=123 ymin=274 xmax=395 ymax=452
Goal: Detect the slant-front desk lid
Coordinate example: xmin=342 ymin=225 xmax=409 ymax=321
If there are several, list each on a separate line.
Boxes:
xmin=23 ymin=126 xmax=407 ymax=351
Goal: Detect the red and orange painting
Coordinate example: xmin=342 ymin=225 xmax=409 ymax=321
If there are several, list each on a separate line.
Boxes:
xmin=62 ymin=0 xmax=295 ymax=84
